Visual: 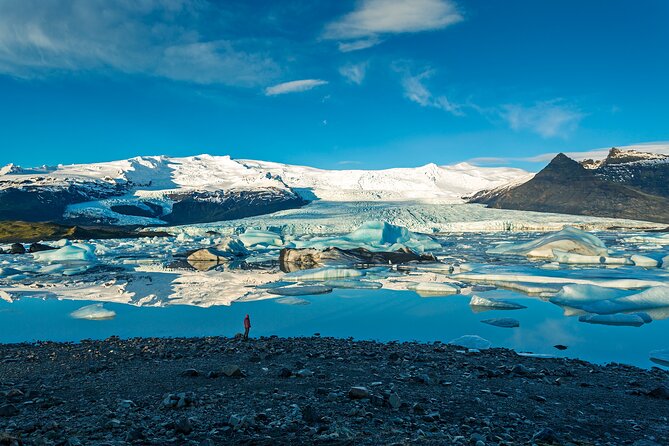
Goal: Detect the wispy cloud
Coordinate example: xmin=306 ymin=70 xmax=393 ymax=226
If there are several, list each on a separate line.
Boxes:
xmin=399 ymin=67 xmax=464 ymax=116
xmin=338 ymin=37 xmax=382 ymax=53
xmin=339 ymin=62 xmax=368 ymax=85
xmin=501 ymin=101 xmax=585 ymax=138
xmin=324 ymin=0 xmax=463 ymax=51
xmin=265 ymin=79 xmax=328 ymax=96
xmin=0 ymin=0 xmax=280 ymax=86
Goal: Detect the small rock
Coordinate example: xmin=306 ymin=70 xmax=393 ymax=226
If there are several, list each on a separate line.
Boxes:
xmin=9 ymin=243 xmax=25 ymax=254
xmin=302 ymin=405 xmax=319 ymax=423
xmin=647 ymin=385 xmax=669 ymax=400
xmin=387 ymin=392 xmax=401 ymax=409
xmin=175 ymin=417 xmax=193 ymax=435
xmin=348 ymin=387 xmax=370 ymax=399
xmin=278 ymin=368 xmax=293 ymax=378
xmin=179 ymin=368 xmax=199 ymax=377
xmin=532 ymin=427 xmax=560 ymax=444
xmin=0 ymin=404 xmax=19 ymax=417
xmin=222 ymin=365 xmax=244 ymax=377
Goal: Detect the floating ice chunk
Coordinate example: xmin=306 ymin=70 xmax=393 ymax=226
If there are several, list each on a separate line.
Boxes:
xmin=70 ymin=303 xmax=116 ymax=320
xmin=324 ymin=280 xmax=382 ymax=289
xmin=631 ymin=255 xmax=659 ymax=268
xmin=481 ymin=317 xmax=519 ymax=328
xmin=469 ymin=295 xmax=526 ymax=310
xmin=292 ymin=221 xmax=440 ymax=253
xmin=455 ymin=272 xmax=665 ymax=289
xmin=550 ymin=285 xmax=628 ymax=306
xmin=267 ymin=285 xmax=333 ymax=296
xmin=284 ymin=267 xmax=364 ymax=282
xmin=516 ymin=352 xmax=555 ymax=359
xmin=487 ymin=227 xmax=608 ymax=259
xmin=575 ymin=286 xmax=669 ymax=315
xmin=275 ymin=297 xmax=311 ymax=305
xmin=578 ymin=313 xmax=651 ymax=327
xmin=650 ymin=349 xmax=669 ymax=367
xmin=239 ymin=229 xmax=283 ymax=248
xmin=406 ymin=282 xmax=459 ymax=295
xmin=187 ymin=238 xmax=249 ymax=263
xmin=553 ymin=250 xmax=631 ymax=265
xmin=539 ymin=262 xmax=560 ymax=270
xmin=449 ymin=335 xmax=491 ymax=350
xmin=0 ymin=267 xmax=22 ymax=277
xmin=32 ymin=243 xmax=98 ymax=263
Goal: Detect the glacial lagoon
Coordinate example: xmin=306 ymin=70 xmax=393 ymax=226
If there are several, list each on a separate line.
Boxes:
xmin=1 ymin=220 xmax=668 ymax=369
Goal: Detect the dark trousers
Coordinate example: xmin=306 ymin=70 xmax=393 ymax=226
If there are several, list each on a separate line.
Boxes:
xmin=244 ymin=328 xmax=249 ymax=339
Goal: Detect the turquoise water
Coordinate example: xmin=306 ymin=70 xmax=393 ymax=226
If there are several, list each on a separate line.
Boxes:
xmin=1 ymin=288 xmax=667 ymax=369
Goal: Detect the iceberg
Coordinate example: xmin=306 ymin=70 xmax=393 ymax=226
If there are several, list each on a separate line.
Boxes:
xmin=70 ymin=303 xmax=116 ymax=320
xmin=238 ymin=229 xmax=283 ymax=248
xmin=650 ymin=349 xmax=669 ymax=367
xmin=570 ymin=286 xmax=669 ymax=315
xmin=406 ymin=282 xmax=459 ymax=295
xmin=631 ymin=255 xmax=659 ymax=268
xmin=267 ymin=285 xmax=333 ymax=296
xmin=481 ymin=317 xmax=519 ymax=328
xmin=32 ymin=243 xmax=98 ymax=263
xmin=469 ymin=295 xmax=527 ymax=310
xmin=283 ymin=267 xmax=364 ymax=282
xmin=487 ymin=227 xmax=608 ymax=259
xmin=292 ymin=221 xmax=441 ymax=253
xmin=449 ymin=335 xmax=492 ymax=350
xmin=578 ymin=313 xmax=651 ymax=327
xmin=662 ymin=255 xmax=669 ymax=269
xmin=550 ymin=285 xmax=629 ymax=306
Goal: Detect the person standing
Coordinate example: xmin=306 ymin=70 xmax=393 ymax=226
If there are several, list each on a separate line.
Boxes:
xmin=243 ymin=314 xmax=251 ymax=340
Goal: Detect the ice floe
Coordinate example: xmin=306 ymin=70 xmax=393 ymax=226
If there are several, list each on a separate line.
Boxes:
xmin=283 ymin=267 xmax=365 ymax=282
xmin=275 ymin=297 xmax=311 ymax=305
xmin=291 ymin=221 xmax=441 ymax=253
xmin=32 ymin=243 xmax=98 ymax=263
xmin=469 ymin=295 xmax=527 ymax=310
xmin=406 ymin=282 xmax=459 ymax=295
xmin=631 ymin=255 xmax=659 ymax=268
xmin=487 ymin=227 xmax=608 ymax=259
xmin=324 ymin=280 xmax=383 ymax=289
xmin=70 ymin=303 xmax=116 ymax=320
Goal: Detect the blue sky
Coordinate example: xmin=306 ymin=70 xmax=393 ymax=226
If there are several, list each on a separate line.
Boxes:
xmin=0 ymin=0 xmax=667 ymax=170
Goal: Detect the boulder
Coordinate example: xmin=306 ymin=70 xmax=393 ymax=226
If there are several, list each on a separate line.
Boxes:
xmin=29 ymin=242 xmax=57 ymax=253
xmin=279 ymin=246 xmax=436 ymax=272
xmin=9 ymin=243 xmax=25 ymax=254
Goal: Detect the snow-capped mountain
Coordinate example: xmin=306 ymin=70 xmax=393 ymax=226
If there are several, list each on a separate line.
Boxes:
xmin=0 ymin=154 xmax=528 ymax=226
xmin=469 ymin=147 xmax=669 ymax=224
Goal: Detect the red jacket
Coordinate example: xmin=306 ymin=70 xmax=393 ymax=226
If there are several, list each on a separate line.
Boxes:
xmin=244 ymin=315 xmax=251 ymax=329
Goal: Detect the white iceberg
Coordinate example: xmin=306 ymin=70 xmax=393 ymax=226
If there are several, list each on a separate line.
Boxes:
xmin=487 ymin=227 xmax=608 ymax=259
xmin=661 ymin=255 xmax=669 ymax=269
xmin=449 ymin=335 xmax=492 ymax=350
xmin=469 ymin=295 xmax=526 ymax=310
xmin=238 ymin=228 xmax=283 ymax=248
xmin=570 ymin=286 xmax=669 ymax=315
xmin=284 ymin=267 xmax=364 ymax=282
xmin=406 ymin=282 xmax=459 ymax=295
xmin=292 ymin=221 xmax=441 ymax=253
xmin=70 ymin=303 xmax=116 ymax=320
xmin=631 ymin=255 xmax=659 ymax=268
xmin=550 ymin=284 xmax=628 ymax=306
xmin=32 ymin=243 xmax=98 ymax=263
xmin=481 ymin=317 xmax=519 ymax=328
xmin=578 ymin=313 xmax=651 ymax=327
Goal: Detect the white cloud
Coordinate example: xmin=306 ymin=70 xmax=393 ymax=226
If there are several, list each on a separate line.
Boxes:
xmin=324 ymin=0 xmax=462 ymax=51
xmin=265 ymin=79 xmax=328 ymax=96
xmin=0 ymin=0 xmax=280 ymax=86
xmin=339 ymin=62 xmax=368 ymax=85
xmin=400 ymin=68 xmax=463 ymax=116
xmin=501 ymin=101 xmax=584 ymax=138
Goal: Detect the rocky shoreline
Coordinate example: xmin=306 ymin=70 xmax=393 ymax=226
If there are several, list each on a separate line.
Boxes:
xmin=1 ymin=336 xmax=668 ymax=445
